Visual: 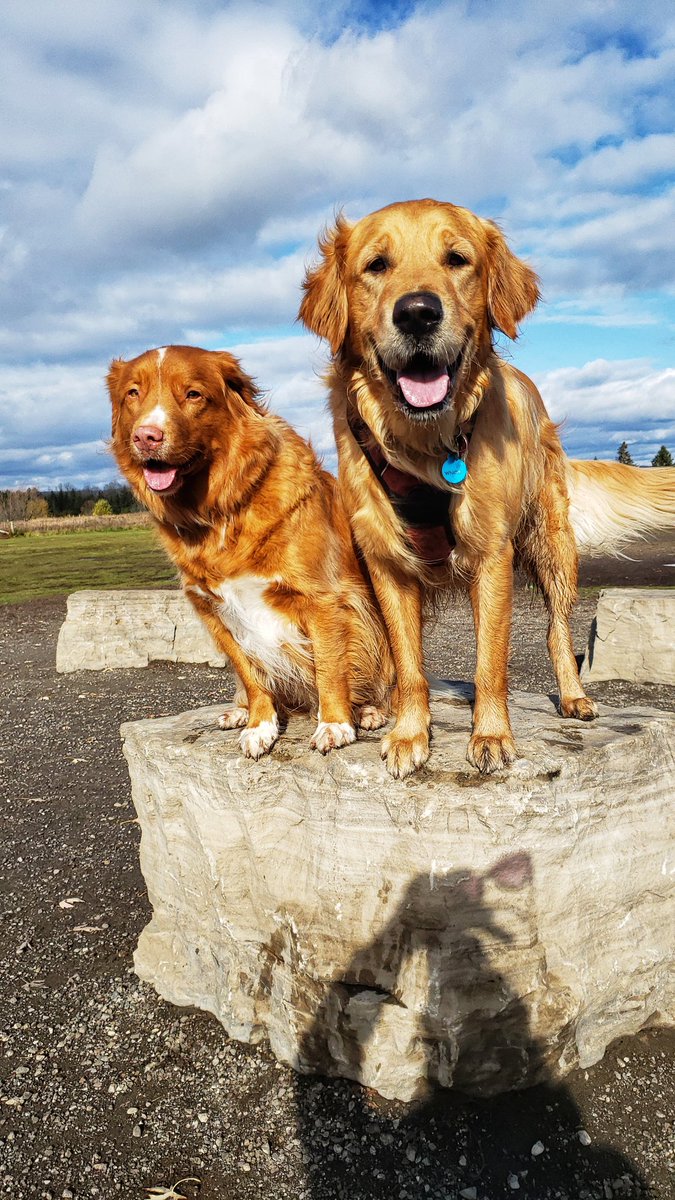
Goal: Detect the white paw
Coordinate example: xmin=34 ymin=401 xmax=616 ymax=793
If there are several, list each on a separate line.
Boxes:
xmin=310 ymin=721 xmax=356 ymax=754
xmin=239 ymin=717 xmax=279 ymax=759
xmin=218 ymin=706 xmax=249 ymax=730
xmin=357 ymin=704 xmax=389 ymax=731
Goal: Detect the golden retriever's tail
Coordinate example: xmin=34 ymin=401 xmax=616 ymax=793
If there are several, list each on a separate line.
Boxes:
xmin=565 ymin=459 xmax=675 ymax=556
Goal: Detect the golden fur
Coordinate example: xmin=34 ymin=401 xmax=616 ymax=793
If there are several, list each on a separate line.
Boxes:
xmin=300 ymin=198 xmax=675 ymax=777
xmin=108 ymin=345 xmax=393 ymax=759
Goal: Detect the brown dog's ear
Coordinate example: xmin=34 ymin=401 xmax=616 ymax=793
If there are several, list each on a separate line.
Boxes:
xmin=106 ymin=358 xmax=126 ymax=433
xmin=299 ymin=214 xmax=351 ymax=353
xmin=213 ymin=351 xmax=261 ymax=410
xmin=482 ymin=220 xmax=540 ymax=340
xmin=106 ymin=358 xmax=125 ymax=395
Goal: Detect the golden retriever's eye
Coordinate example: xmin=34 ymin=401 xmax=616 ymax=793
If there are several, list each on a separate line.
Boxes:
xmin=365 ymin=256 xmax=389 ymax=274
xmin=126 ymin=386 xmax=139 ymax=399
xmin=446 ymin=250 xmax=470 ymax=268
xmin=186 ymin=388 xmax=205 ymax=401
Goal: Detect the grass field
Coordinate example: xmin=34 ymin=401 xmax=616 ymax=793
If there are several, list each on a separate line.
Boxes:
xmin=0 ymin=526 xmax=178 ymax=604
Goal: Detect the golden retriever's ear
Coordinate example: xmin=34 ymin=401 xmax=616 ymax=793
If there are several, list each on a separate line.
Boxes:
xmin=299 ymin=215 xmax=351 ymax=353
xmin=213 ymin=352 xmax=261 ymax=410
xmin=482 ymin=220 xmax=540 ymax=339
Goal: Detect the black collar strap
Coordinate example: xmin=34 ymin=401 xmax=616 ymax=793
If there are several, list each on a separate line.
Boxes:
xmin=347 ymin=411 xmax=461 ymax=567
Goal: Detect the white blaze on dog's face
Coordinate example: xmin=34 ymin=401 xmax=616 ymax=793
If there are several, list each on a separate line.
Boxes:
xmin=107 ymin=345 xmax=259 ymax=502
xmin=300 ymin=199 xmax=540 ymax=423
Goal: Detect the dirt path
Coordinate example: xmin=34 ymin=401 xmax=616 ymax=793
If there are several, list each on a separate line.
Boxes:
xmin=0 ymin=585 xmax=673 ymax=1199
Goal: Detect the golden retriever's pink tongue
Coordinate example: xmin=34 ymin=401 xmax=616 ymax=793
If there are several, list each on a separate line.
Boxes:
xmin=143 ymin=464 xmax=178 ymax=491
xmin=396 ymin=365 xmax=449 ymax=408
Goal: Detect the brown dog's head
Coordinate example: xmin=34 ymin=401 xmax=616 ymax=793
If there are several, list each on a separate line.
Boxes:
xmin=300 ymin=199 xmax=540 ymax=424
xmin=107 ymin=345 xmax=260 ymax=517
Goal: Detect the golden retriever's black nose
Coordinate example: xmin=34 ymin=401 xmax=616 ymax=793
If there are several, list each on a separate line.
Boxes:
xmin=133 ymin=424 xmax=164 ymax=453
xmin=393 ymin=291 xmax=443 ymax=335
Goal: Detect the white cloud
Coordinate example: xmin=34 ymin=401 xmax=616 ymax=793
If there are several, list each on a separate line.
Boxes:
xmin=1 ymin=0 xmax=675 ymax=485
xmin=535 ymin=357 xmax=675 ymax=462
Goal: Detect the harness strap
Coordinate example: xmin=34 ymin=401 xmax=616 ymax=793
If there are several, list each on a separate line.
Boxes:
xmin=347 ymin=412 xmax=463 ymax=567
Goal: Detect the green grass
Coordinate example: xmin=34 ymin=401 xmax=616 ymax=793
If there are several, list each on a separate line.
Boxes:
xmin=0 ymin=527 xmax=179 ymax=604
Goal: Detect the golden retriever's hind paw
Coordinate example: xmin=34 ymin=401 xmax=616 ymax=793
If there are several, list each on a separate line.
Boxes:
xmin=310 ymin=721 xmax=357 ymax=754
xmin=356 ymin=704 xmax=389 ymax=731
xmin=218 ymin=706 xmax=249 ymax=730
xmin=239 ymin=717 xmax=279 ymax=759
xmin=381 ymin=729 xmax=430 ymax=779
xmin=559 ymin=696 xmax=598 ymax=721
xmin=467 ymin=733 xmax=516 ymax=775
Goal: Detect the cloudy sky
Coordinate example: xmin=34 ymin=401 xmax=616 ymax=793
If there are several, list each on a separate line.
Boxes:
xmin=1 ymin=0 xmax=674 ymax=489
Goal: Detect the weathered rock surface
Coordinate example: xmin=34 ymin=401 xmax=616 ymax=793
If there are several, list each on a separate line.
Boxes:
xmin=582 ymin=587 xmax=675 ymax=685
xmin=122 ymin=684 xmax=675 ymax=1101
xmin=56 ymin=589 xmax=227 ymax=672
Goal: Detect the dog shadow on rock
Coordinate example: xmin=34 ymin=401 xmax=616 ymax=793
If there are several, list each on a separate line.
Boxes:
xmin=293 ymin=853 xmax=650 ymax=1199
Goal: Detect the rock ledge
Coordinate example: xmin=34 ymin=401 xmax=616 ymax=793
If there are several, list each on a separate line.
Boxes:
xmin=122 ymin=685 xmax=675 ymax=1100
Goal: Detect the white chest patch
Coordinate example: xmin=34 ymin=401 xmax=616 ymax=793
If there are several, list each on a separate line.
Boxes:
xmin=214 ymin=575 xmax=311 ymax=688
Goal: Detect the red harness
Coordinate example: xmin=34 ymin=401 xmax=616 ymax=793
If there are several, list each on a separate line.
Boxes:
xmin=347 ymin=412 xmax=468 ymax=567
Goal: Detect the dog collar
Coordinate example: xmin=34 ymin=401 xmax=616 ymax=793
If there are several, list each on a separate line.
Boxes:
xmin=347 ymin=411 xmax=459 ymax=567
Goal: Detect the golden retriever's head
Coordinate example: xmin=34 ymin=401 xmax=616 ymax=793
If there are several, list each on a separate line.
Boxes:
xmin=300 ymin=199 xmax=539 ymax=424
xmin=107 ymin=345 xmax=260 ymax=516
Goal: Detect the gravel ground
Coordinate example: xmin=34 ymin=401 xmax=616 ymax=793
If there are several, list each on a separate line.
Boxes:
xmin=0 ymin=572 xmax=673 ymax=1200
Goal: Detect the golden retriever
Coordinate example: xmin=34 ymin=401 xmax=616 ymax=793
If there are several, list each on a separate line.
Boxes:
xmin=108 ymin=345 xmax=393 ymax=758
xmin=300 ymin=199 xmax=675 ymax=777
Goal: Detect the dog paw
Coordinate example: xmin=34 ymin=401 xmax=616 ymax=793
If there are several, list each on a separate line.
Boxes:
xmin=218 ymin=706 xmax=249 ymax=730
xmin=239 ymin=717 xmax=279 ymax=759
xmin=559 ymin=696 xmax=598 ymax=721
xmin=381 ymin=728 xmax=430 ymax=779
xmin=311 ymin=721 xmax=357 ymax=754
xmin=466 ymin=733 xmax=517 ymax=774
xmin=356 ymin=704 xmax=389 ymax=731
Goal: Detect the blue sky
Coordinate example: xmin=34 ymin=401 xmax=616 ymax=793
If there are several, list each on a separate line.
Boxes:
xmin=1 ymin=0 xmax=674 ymax=488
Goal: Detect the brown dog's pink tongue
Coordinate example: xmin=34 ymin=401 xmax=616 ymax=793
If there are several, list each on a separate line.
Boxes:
xmin=143 ymin=464 xmax=178 ymax=491
xmin=396 ymin=365 xmax=449 ymax=408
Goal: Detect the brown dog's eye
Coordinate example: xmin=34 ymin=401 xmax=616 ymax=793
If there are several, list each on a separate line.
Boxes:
xmin=446 ymin=250 xmax=469 ymax=268
xmin=186 ymin=389 xmax=202 ymax=400
xmin=365 ymin=256 xmax=389 ymax=274
xmin=126 ymin=387 xmax=139 ymax=399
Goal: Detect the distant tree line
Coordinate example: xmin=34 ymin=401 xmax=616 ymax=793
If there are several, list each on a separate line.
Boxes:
xmin=617 ymin=442 xmax=673 ymax=467
xmin=0 ymin=482 xmax=141 ymax=522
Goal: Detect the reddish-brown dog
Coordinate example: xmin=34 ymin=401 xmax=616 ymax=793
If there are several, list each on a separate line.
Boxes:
xmin=300 ymin=198 xmax=675 ymax=777
xmin=108 ymin=345 xmax=393 ymax=759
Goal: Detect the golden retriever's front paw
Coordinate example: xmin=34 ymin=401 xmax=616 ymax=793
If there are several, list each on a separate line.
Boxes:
xmin=311 ymin=720 xmax=356 ymax=753
xmin=356 ymin=704 xmax=389 ymax=731
xmin=218 ymin=706 xmax=249 ymax=730
xmin=239 ymin=716 xmax=279 ymax=759
xmin=467 ymin=733 xmax=517 ymax=774
xmin=381 ymin=728 xmax=430 ymax=779
xmin=559 ymin=696 xmax=598 ymax=721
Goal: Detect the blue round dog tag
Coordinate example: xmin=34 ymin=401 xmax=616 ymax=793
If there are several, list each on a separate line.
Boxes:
xmin=442 ymin=453 xmax=468 ymax=485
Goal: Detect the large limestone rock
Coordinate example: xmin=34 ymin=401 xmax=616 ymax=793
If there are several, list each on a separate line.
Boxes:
xmin=56 ymin=589 xmax=227 ymax=672
xmin=582 ymin=587 xmax=675 ymax=685
xmin=122 ymin=685 xmax=675 ymax=1101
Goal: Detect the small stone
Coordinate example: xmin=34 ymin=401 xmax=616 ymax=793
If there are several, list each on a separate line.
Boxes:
xmin=405 ymin=1145 xmax=417 ymax=1162
xmin=458 ymin=1155 xmax=467 ymax=1167
xmin=460 ymin=1190 xmax=477 ymax=1200
xmin=531 ymin=1141 xmax=545 ymax=1156
xmin=578 ymin=1129 xmax=592 ymax=1146
xmin=508 ymin=1175 xmax=520 ymax=1190
xmin=132 ymin=1125 xmax=142 ymax=1138
xmin=197 ymin=1112 xmax=208 ymax=1123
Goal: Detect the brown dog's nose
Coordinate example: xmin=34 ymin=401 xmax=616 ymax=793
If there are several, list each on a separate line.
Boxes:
xmin=133 ymin=424 xmax=164 ymax=454
xmin=393 ymin=291 xmax=443 ymax=336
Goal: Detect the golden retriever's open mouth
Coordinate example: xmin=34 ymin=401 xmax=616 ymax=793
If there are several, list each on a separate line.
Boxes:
xmin=379 ymin=351 xmax=462 ymax=418
xmin=141 ymin=454 xmax=201 ymax=494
